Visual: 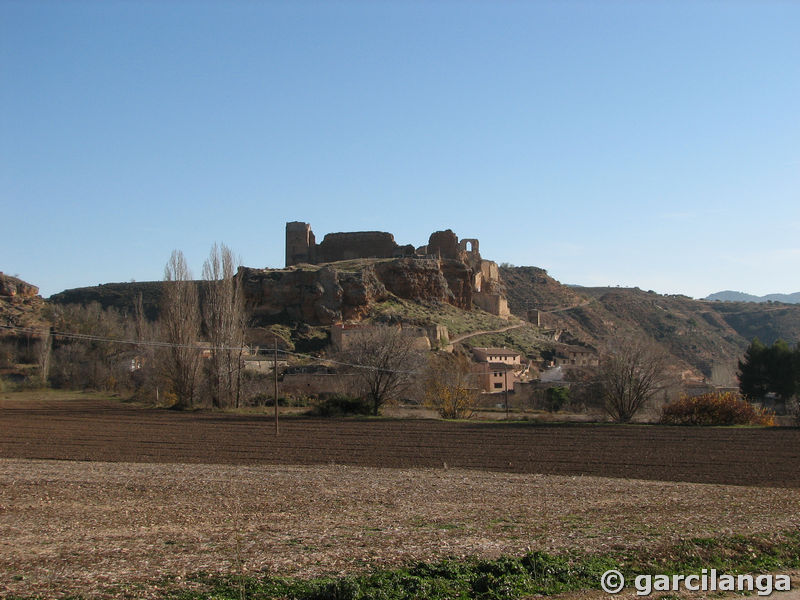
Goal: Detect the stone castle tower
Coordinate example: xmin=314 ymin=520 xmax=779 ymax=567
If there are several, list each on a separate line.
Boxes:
xmin=285 ymin=221 xmax=316 ymax=267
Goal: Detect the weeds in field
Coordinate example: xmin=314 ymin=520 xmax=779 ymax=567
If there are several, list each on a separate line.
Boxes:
xmin=149 ymin=530 xmax=800 ymax=599
xmin=225 ymin=477 xmax=250 ymax=600
xmin=6 ymin=532 xmax=800 ymax=599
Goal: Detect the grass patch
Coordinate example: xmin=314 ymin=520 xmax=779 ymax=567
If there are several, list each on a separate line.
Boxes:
xmin=178 ymin=531 xmax=800 ymax=598
xmin=172 ymin=552 xmax=618 ymax=600
xmin=371 ymin=298 xmax=554 ymax=357
xmin=0 ymin=388 xmax=124 ymax=403
xmin=465 ymin=325 xmax=550 ymax=356
xmin=369 ymin=297 xmax=543 ymax=343
xmin=369 ymin=298 xmax=513 ymax=337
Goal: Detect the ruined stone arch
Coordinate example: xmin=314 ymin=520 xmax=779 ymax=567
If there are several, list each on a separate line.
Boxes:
xmin=459 ymin=238 xmax=479 ymax=255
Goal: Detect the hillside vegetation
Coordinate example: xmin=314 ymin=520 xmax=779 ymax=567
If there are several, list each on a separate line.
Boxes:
xmin=501 ymin=266 xmax=800 ymax=383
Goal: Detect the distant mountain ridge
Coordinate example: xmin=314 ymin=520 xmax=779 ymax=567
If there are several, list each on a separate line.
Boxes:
xmin=705 ymin=290 xmax=800 ymax=304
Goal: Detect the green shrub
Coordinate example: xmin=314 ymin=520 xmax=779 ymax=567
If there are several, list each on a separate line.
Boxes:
xmin=660 ymin=392 xmax=774 ymax=426
xmin=545 ymin=387 xmax=569 ymax=412
xmin=308 ymin=395 xmax=372 ymax=417
xmin=250 ymin=393 xmax=309 ymax=408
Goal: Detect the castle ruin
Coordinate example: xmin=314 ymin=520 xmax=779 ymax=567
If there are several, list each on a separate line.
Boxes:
xmin=285 ymin=221 xmax=416 ymax=266
xmin=285 ymin=222 xmax=509 ymax=317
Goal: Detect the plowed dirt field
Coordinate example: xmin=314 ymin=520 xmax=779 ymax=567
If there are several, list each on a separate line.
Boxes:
xmin=1 ymin=396 xmax=798 ymax=486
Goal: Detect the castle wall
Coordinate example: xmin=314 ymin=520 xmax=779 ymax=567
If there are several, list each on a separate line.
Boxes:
xmin=474 ymin=292 xmax=510 ymax=318
xmin=427 ymin=229 xmax=462 ymax=260
xmin=480 ymin=260 xmax=499 ymax=283
xmin=285 ymin=223 xmax=416 ymax=266
xmin=316 ymin=231 xmax=406 ymax=263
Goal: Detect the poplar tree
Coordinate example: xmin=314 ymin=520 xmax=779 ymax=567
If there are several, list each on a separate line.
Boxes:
xmin=161 ymin=250 xmax=201 ymax=408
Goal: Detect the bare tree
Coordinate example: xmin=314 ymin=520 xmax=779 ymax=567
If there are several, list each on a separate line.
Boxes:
xmin=337 ymin=325 xmax=425 ymax=416
xmin=202 ymin=243 xmax=246 ymax=408
xmin=597 ymin=335 xmax=671 ymax=423
xmin=49 ymin=302 xmax=134 ymax=391
xmin=37 ymin=327 xmax=51 ymax=385
xmin=424 ymin=353 xmax=478 ymax=419
xmin=161 ymin=250 xmax=201 ymax=409
xmin=130 ymin=292 xmax=160 ymax=401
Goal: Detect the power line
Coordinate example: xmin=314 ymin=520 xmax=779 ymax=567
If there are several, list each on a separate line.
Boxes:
xmin=0 ymin=323 xmax=422 ymax=375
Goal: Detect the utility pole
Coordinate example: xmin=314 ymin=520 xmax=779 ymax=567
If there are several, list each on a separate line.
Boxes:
xmin=273 ymin=338 xmax=279 ymax=435
xmin=504 ymin=368 xmax=509 ymax=420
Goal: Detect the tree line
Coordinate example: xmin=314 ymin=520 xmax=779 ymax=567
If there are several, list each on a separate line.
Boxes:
xmin=738 ymin=338 xmax=800 ymax=407
xmin=25 ymin=243 xmax=253 ymax=409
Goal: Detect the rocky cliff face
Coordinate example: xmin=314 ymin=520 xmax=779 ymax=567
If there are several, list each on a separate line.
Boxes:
xmin=0 ymin=274 xmax=48 ymax=334
xmin=239 ymin=257 xmax=474 ymax=325
xmin=0 ymin=273 xmax=39 ymax=298
xmin=374 ymin=258 xmax=464 ymax=306
xmin=437 ymin=260 xmax=473 ymax=309
xmin=238 ymin=265 xmax=389 ymax=325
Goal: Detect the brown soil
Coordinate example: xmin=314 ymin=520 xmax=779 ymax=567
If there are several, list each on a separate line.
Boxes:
xmin=2 ymin=459 xmax=799 ymax=599
xmin=2 ymin=395 xmax=799 ymax=598
xmin=1 ymin=396 xmax=799 ymax=487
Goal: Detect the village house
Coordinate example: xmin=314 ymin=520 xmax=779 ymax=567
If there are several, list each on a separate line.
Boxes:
xmin=331 ymin=322 xmax=448 ymax=352
xmin=471 ymin=347 xmax=522 ymax=366
xmin=471 ymin=347 xmax=523 ymax=393
xmin=553 ymin=345 xmax=599 ymax=368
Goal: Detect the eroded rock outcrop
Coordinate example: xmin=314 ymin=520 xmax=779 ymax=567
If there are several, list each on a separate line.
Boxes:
xmin=0 ymin=274 xmax=48 ymax=334
xmin=374 ymin=259 xmax=452 ymax=304
xmin=238 ymin=265 xmax=389 ymax=325
xmin=0 ymin=273 xmax=39 ymax=298
xmin=239 ymin=257 xmax=476 ymax=325
xmin=438 ymin=260 xmax=473 ymax=309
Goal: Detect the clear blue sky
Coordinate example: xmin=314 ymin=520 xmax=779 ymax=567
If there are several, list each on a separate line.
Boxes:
xmin=2 ymin=1 xmax=798 ymax=299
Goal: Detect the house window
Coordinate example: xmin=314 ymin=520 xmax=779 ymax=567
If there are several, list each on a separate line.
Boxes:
xmin=494 ymin=382 xmax=503 ymax=389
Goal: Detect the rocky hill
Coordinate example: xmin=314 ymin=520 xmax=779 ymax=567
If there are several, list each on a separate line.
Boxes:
xmin=0 ymin=273 xmax=48 ymax=333
xmin=500 ymin=266 xmax=800 ymax=384
xmin=49 ymin=280 xmax=165 ymax=320
xmin=1 ymin=274 xmax=49 ymax=379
